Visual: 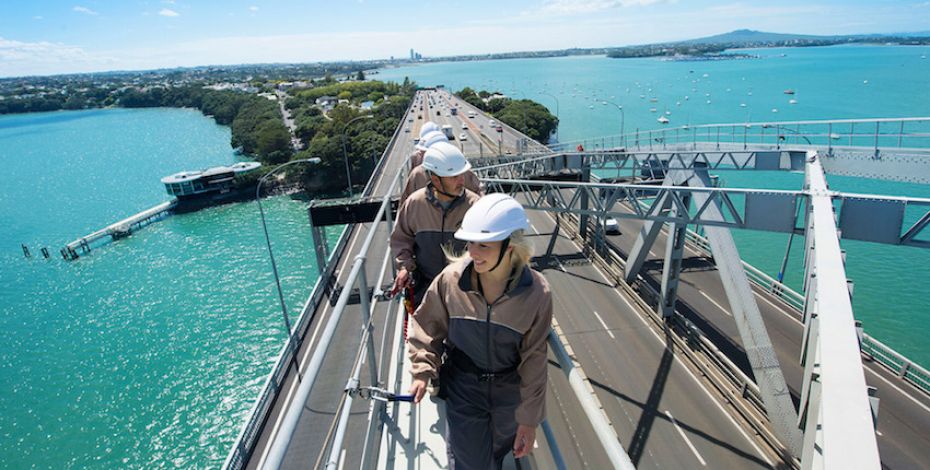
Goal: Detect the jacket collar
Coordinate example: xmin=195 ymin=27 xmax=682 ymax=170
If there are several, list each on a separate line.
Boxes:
xmin=456 ymin=257 xmax=533 ymax=298
xmin=426 ymin=181 xmax=467 ymax=212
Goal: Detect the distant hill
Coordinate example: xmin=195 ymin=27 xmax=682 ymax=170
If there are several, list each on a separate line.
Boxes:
xmin=679 ymin=29 xmax=834 ymax=45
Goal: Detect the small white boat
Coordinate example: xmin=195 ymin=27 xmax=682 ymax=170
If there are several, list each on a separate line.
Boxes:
xmin=649 ymin=108 xmax=657 ymax=113
xmin=740 ymin=103 xmax=747 ymax=107
xmin=863 ymin=80 xmax=869 ymax=84
xmin=771 ymin=108 xmax=779 ymax=113
xmin=702 ymin=73 xmax=709 ymax=78
xmin=649 ymin=98 xmax=658 ymax=103
xmin=665 ymin=110 xmax=671 ymax=115
xmin=684 ymin=95 xmax=689 ymax=100
xmin=706 ymin=100 xmax=712 ymax=104
xmin=676 ymin=101 xmax=681 ymax=106
xmin=789 ymin=99 xmax=798 ymax=104
xmin=657 ymin=116 xmax=670 ymax=124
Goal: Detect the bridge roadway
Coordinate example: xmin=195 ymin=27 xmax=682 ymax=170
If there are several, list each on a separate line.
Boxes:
xmin=241 ymin=90 xmax=926 ymax=469
xmin=246 ymin=89 xmax=785 ymax=469
xmin=599 ymin=208 xmax=930 ymax=469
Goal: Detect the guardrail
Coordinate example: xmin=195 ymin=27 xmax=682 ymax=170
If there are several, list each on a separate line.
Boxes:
xmin=545 ymin=117 xmax=930 ymax=156
xmin=681 ymin=226 xmax=930 ymax=395
xmin=224 ymin=95 xmax=414 ymax=470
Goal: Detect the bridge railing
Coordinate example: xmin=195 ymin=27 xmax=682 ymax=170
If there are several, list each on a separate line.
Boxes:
xmin=224 ymin=94 xmax=412 ymax=470
xmin=543 ymin=117 xmax=930 ymax=156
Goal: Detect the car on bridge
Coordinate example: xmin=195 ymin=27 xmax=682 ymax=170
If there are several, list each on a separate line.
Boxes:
xmin=604 ymin=217 xmax=620 ymax=234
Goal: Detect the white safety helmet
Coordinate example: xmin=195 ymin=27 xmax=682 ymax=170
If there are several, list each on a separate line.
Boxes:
xmin=455 ymin=193 xmax=530 ymax=243
xmin=422 ymin=142 xmax=472 ymax=177
xmin=416 ymin=130 xmax=448 ymax=151
xmin=419 ymin=121 xmax=441 ymax=138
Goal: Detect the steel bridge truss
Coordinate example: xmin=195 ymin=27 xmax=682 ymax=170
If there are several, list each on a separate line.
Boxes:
xmin=475 ymin=147 xmax=930 ymax=185
xmin=473 ymin=147 xmax=930 ymax=469
xmin=478 ymin=176 xmax=930 ymax=249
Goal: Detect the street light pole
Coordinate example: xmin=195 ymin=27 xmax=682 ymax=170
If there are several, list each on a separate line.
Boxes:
xmin=256 ymin=157 xmax=321 ymax=382
xmin=538 ymin=91 xmax=560 ymax=143
xmin=341 ymin=115 xmax=373 ymax=198
xmin=601 ymin=99 xmax=625 ymax=148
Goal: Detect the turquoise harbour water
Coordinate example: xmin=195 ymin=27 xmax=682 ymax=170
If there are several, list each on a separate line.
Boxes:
xmin=376 ymin=45 xmax=930 ymax=365
xmin=0 ymin=108 xmax=338 ymax=468
xmin=1 ymin=45 xmax=929 ymax=468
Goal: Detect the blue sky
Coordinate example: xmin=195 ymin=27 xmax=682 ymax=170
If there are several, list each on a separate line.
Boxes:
xmin=1 ymin=0 xmax=928 ymax=77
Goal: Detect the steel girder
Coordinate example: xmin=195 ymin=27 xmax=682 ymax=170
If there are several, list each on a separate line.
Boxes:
xmin=479 ymin=177 xmax=930 ymax=248
xmin=798 ymin=153 xmax=881 ymax=470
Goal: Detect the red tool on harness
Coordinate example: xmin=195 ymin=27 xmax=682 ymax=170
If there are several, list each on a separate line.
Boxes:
xmin=403 ymin=285 xmax=415 ymax=341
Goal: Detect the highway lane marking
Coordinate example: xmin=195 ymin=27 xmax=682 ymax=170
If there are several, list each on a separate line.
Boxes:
xmin=865 ymin=366 xmax=930 ymax=414
xmin=754 ymin=290 xmax=804 ymax=326
xmin=538 ymin=211 xmax=775 ymax=466
xmin=700 ymin=290 xmax=732 ymax=317
xmin=592 ymin=310 xmax=616 ymax=339
xmin=746 ymin=283 xmax=930 ymax=413
xmin=665 ymin=410 xmax=707 ymax=466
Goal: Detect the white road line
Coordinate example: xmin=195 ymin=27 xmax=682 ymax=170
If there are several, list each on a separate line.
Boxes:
xmin=538 ymin=210 xmax=775 ymax=466
xmin=754 ymin=291 xmax=803 ymax=326
xmin=529 ymin=222 xmax=539 ymax=235
xmin=700 ymin=290 xmax=732 ymax=317
xmin=865 ymin=366 xmax=930 ymax=414
xmin=592 ymin=310 xmax=616 ymax=339
xmin=665 ymin=410 xmax=707 ymax=466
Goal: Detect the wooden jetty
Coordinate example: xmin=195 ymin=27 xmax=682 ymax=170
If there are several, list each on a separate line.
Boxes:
xmin=61 ymin=200 xmax=177 ymax=260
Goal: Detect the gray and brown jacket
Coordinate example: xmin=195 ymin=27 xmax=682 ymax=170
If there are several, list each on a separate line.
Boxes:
xmin=390 ymin=186 xmax=480 ymax=283
xmin=400 ymin=165 xmax=483 ymax=206
xmin=408 ymin=258 xmax=553 ymax=426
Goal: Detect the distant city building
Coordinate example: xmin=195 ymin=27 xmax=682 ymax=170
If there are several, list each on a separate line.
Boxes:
xmin=410 ymin=48 xmax=415 ymax=60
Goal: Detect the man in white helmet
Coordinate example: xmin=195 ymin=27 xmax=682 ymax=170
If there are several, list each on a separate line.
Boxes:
xmin=407 ymin=193 xmax=552 ymax=468
xmin=410 ymin=121 xmax=442 ymax=169
xmin=390 ymin=141 xmax=480 ymax=306
xmin=400 ymin=140 xmax=482 ymax=204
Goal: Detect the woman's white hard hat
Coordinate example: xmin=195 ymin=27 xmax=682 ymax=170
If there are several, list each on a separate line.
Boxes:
xmin=455 ymin=193 xmax=530 ymax=242
xmin=419 ymin=121 xmax=441 ymax=139
xmin=416 ymin=130 xmax=448 ymax=150
xmin=422 ymin=142 xmax=472 ymax=177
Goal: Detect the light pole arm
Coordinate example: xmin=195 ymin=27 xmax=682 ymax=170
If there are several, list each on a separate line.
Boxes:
xmin=341 ymin=114 xmax=374 ymax=197
xmin=256 ymin=157 xmax=320 ymax=380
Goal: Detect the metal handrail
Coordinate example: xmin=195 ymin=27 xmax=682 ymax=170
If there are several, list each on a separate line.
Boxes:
xmin=263 ymin=168 xmax=407 ymax=468
xmin=543 ymin=117 xmax=930 ymax=155
xmin=225 ymin=98 xmax=414 ymax=470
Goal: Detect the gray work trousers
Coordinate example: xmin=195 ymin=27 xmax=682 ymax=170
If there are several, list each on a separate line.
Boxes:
xmin=444 ymin=364 xmax=521 ymax=470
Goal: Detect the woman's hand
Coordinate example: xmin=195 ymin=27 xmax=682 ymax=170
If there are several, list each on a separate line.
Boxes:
xmin=409 ymin=378 xmax=429 ymax=404
xmin=512 ymin=424 xmax=536 ymax=458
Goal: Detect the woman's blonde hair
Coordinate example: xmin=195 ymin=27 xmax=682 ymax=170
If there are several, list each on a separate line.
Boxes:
xmin=444 ymin=230 xmax=534 ymax=286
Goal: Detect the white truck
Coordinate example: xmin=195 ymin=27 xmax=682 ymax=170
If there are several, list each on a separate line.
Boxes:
xmin=441 ymin=124 xmax=455 ymax=140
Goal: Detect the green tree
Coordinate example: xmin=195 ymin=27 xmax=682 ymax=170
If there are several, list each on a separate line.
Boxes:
xmin=356 ymin=70 xmax=366 ymax=81
xmin=494 ymin=99 xmax=559 ymax=144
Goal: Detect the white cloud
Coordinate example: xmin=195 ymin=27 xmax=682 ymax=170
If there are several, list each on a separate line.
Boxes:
xmin=539 ymin=0 xmax=668 ymax=15
xmin=159 ymin=8 xmax=180 ymax=17
xmin=249 ymin=6 xmax=259 ymax=12
xmin=0 ymin=37 xmax=117 ymax=77
xmin=73 ymin=6 xmax=98 ymax=16
xmin=33 ymin=15 xmax=44 ymax=20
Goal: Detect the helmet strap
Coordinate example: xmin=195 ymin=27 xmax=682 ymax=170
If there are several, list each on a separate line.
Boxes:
xmin=488 ymin=237 xmax=511 ymax=272
xmin=428 ymin=176 xmax=459 ymax=199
